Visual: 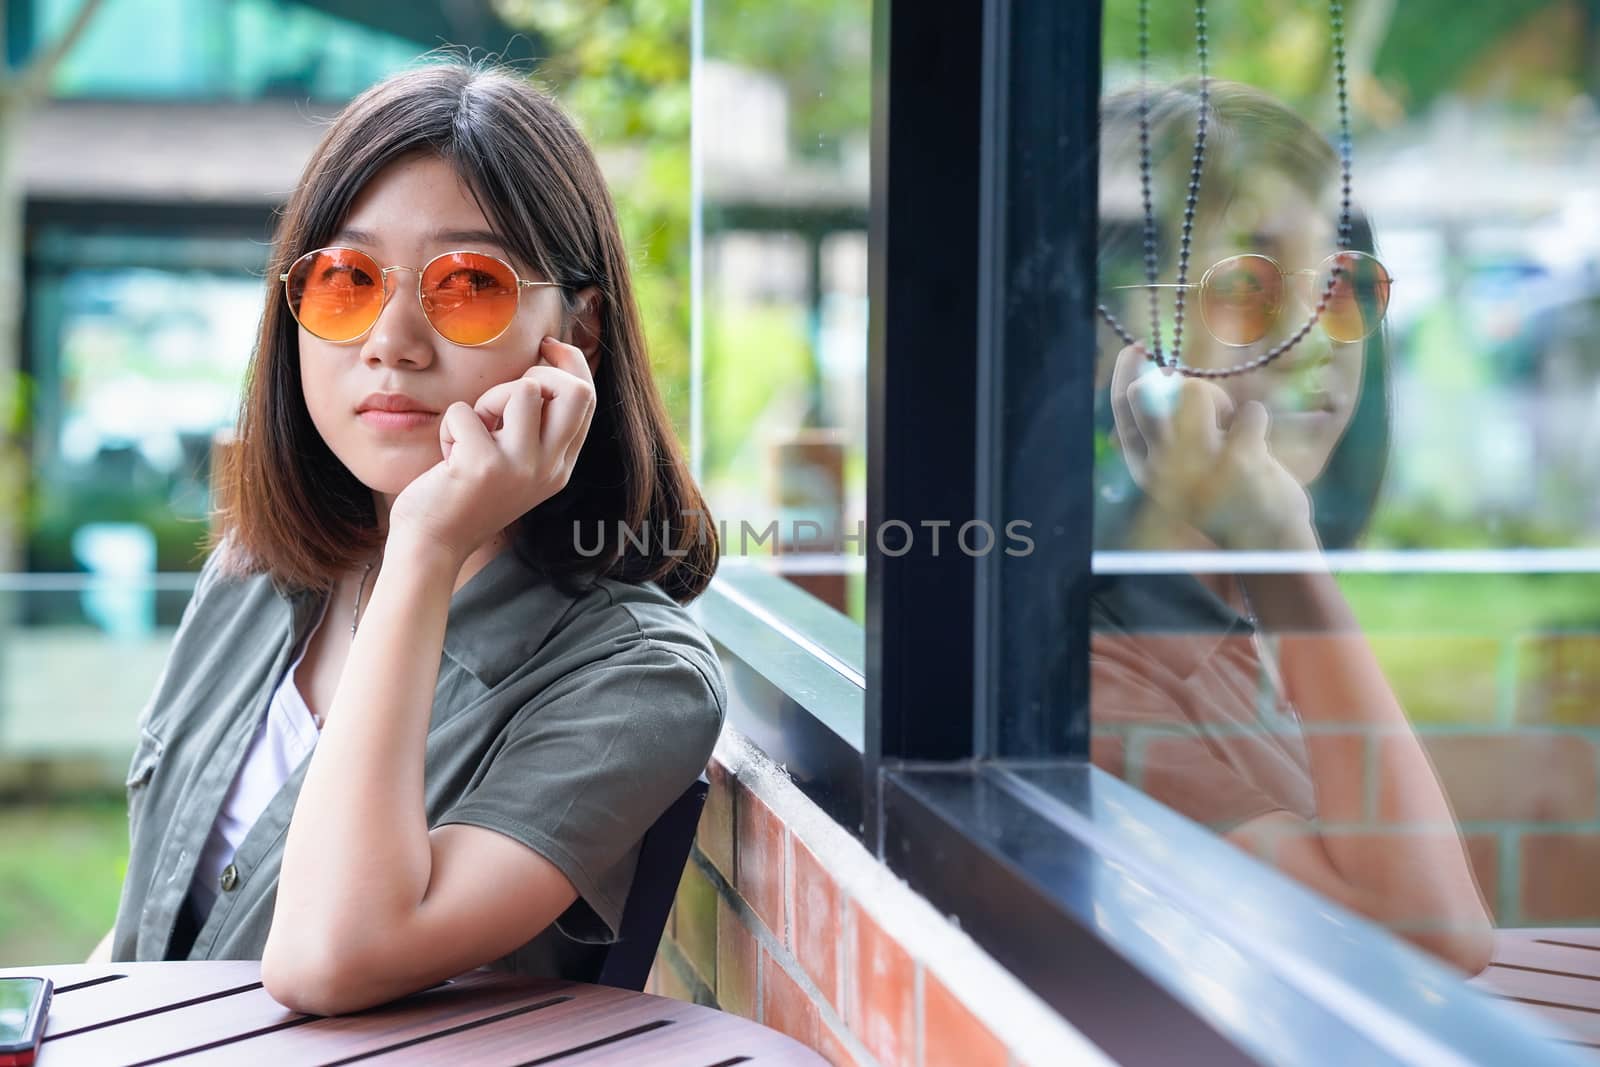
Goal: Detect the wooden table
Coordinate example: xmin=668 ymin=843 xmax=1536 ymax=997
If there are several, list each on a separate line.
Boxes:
xmin=1471 ymin=928 xmax=1600 ymax=1058
xmin=0 ymin=961 xmax=826 ymax=1066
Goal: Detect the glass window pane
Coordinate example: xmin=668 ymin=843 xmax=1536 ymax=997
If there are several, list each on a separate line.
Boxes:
xmin=694 ymin=2 xmax=871 ymax=625
xmin=1089 ymin=1 xmax=1600 ymax=997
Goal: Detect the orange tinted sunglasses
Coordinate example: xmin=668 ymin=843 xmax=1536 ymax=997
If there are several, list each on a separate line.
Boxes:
xmin=1112 ymin=250 xmax=1393 ymax=346
xmin=280 ymin=246 xmax=561 ymax=347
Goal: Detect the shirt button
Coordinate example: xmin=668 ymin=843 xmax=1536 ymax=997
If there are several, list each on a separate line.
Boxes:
xmin=220 ymin=864 xmax=239 ymax=892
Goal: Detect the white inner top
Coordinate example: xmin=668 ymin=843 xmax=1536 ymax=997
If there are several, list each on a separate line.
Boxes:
xmin=189 ymin=595 xmax=328 ymax=917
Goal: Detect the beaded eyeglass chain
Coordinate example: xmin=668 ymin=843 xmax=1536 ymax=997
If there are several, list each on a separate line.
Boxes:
xmin=1097 ymin=0 xmax=1355 ymax=379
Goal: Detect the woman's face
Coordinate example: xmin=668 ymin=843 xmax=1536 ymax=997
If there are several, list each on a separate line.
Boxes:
xmin=297 ymin=152 xmax=572 ymax=516
xmin=1190 ymin=171 xmax=1366 ymax=484
xmin=1108 ymin=168 xmax=1368 ymax=485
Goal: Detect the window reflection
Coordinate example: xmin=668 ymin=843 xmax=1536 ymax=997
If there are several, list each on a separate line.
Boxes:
xmin=1090 ymin=78 xmax=1494 ymax=974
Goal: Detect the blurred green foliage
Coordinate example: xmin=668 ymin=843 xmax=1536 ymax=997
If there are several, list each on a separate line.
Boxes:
xmin=0 ymin=369 xmax=30 ymax=558
xmin=497 ymin=0 xmax=870 ymax=449
xmin=1104 ymin=0 xmax=1580 ymax=121
xmin=498 ymin=0 xmax=696 ymax=433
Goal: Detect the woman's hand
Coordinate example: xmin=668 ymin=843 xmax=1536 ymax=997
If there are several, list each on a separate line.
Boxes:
xmin=1109 ymin=343 xmax=1315 ymax=551
xmin=388 ymin=336 xmax=597 ymax=566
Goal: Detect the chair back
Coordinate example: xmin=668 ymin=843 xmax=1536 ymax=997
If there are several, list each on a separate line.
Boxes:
xmin=595 ymin=774 xmax=709 ymax=990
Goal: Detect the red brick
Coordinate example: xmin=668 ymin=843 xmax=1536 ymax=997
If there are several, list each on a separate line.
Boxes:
xmin=700 ymin=759 xmax=736 ymax=881
xmin=1465 ymin=833 xmax=1500 ymax=923
xmin=1522 ymin=833 xmax=1600 ymax=922
xmin=1380 ymin=733 xmax=1598 ymax=823
xmin=848 ymin=902 xmax=916 ymax=1067
xmin=673 ymin=861 xmax=718 ymax=988
xmin=792 ymin=835 xmax=843 ymax=1013
xmin=717 ymin=897 xmax=760 ymax=1020
xmin=762 ymin=949 xmax=820 ymax=1050
xmin=737 ymin=782 xmax=787 ymax=940
xmin=815 ymin=1022 xmax=867 ymax=1067
xmin=923 ymin=972 xmax=1007 ymax=1067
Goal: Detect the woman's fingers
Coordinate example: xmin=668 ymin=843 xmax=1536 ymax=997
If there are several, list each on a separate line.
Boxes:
xmin=529 ymin=337 xmax=596 ymax=469
xmin=439 ymin=401 xmax=494 ymax=465
xmin=1222 ymin=399 xmax=1271 ymax=460
xmin=1169 ymin=379 xmax=1235 ymax=454
xmin=1109 ymin=344 xmax=1152 ymax=466
xmin=1125 ymin=376 xmax=1168 ymax=458
xmin=462 ymin=338 xmax=594 ymax=487
xmin=497 ymin=382 xmax=545 ymax=464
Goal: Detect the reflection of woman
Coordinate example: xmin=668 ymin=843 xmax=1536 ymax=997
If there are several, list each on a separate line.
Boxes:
xmin=93 ymin=62 xmax=725 ymax=1014
xmin=1091 ymin=79 xmax=1494 ymax=974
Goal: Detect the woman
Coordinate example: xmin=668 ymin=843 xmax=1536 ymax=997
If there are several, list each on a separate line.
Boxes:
xmin=1090 ymin=79 xmax=1494 ymax=974
xmin=90 ymin=60 xmax=726 ymax=1015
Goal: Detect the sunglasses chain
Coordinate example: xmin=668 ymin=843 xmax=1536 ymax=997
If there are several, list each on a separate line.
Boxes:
xmin=1097 ymin=0 xmax=1354 ymax=379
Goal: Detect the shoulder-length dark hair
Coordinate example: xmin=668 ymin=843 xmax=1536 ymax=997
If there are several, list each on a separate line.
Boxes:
xmin=206 ymin=60 xmax=716 ymax=603
xmin=1094 ymin=78 xmax=1391 ymax=551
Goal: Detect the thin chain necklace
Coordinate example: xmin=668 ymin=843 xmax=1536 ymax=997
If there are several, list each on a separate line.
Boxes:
xmin=1098 ymin=0 xmax=1354 ymax=379
xmin=350 ymin=558 xmax=375 ymax=638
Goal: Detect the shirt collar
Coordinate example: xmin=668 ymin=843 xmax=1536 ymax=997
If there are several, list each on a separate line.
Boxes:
xmin=1088 ymin=571 xmax=1254 ymax=680
xmin=282 ymin=546 xmax=581 ymax=689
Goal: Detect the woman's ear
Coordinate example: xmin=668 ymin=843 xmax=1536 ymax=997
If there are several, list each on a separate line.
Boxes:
xmin=566 ymin=286 xmax=604 ymax=377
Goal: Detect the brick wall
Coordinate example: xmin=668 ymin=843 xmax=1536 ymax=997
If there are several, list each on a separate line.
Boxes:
xmin=648 ymin=733 xmax=1108 ymax=1067
xmin=1093 ymin=626 xmax=1600 ymax=927
xmin=1340 ymin=632 xmax=1600 ymax=926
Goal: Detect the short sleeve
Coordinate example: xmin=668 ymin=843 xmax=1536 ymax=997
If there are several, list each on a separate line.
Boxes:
xmin=433 ymin=635 xmax=726 ymax=943
xmin=1091 ymin=634 xmax=1290 ymax=833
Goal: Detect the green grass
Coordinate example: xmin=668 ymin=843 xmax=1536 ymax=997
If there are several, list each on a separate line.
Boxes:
xmin=0 ymin=800 xmax=127 ymax=966
xmin=1338 ymin=572 xmax=1600 ymax=637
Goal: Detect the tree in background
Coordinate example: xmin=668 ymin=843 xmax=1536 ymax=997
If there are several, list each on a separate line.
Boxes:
xmin=498 ymin=0 xmax=695 ymax=435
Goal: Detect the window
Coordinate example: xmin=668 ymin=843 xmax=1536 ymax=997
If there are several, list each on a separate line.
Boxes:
xmin=836 ymin=1 xmax=1587 ymax=1061
xmin=693 ymin=0 xmax=871 ymax=625
xmin=1088 ymin=0 xmax=1600 ymax=983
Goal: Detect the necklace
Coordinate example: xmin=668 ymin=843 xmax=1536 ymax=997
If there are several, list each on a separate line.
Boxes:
xmin=1097 ymin=0 xmax=1354 ymax=379
xmin=350 ymin=558 xmax=375 ymax=638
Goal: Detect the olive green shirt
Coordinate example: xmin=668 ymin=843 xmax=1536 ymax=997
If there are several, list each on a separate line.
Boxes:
xmin=110 ymin=541 xmax=726 ymax=981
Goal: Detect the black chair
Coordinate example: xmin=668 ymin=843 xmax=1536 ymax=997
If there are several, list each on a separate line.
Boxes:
xmin=595 ymin=774 xmax=710 ymax=990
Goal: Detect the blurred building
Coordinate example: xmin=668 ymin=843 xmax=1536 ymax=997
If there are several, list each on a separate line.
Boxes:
xmin=11 ymin=0 xmax=531 ymax=589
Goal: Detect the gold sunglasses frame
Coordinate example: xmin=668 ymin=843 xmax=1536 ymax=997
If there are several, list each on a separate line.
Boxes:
xmin=279 ymin=245 xmax=563 ymax=347
xmin=1110 ymin=250 xmax=1393 ymax=347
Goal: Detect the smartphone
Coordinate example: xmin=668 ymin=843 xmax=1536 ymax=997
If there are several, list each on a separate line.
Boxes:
xmin=0 ymin=977 xmax=51 ymax=1067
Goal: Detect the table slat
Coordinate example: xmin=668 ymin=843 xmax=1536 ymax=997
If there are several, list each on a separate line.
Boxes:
xmin=169 ymin=976 xmax=588 ymax=1066
xmin=1 ymin=961 xmax=827 ymax=1066
xmin=1478 ymin=963 xmax=1600 ymax=1013
xmin=0 ymin=962 xmax=262 ymax=1038
xmin=1469 ymin=929 xmax=1600 ymax=1061
xmin=36 ymin=983 xmax=302 ymax=1065
xmin=365 ymin=984 xmax=708 ymax=1066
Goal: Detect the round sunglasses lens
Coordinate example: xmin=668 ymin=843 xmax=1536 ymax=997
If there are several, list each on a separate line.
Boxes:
xmin=1200 ymin=254 xmax=1284 ymax=346
xmin=1315 ymin=251 xmax=1392 ymax=343
xmin=420 ymin=252 xmax=521 ymax=345
xmin=286 ymin=248 xmax=384 ymax=342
